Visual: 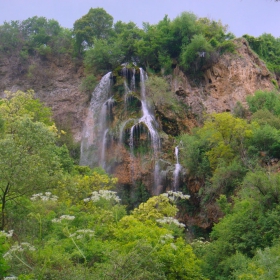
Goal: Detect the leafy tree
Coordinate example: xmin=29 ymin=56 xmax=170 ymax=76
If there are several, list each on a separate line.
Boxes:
xmin=180 ymin=34 xmax=214 ymax=72
xmin=251 ymin=109 xmax=280 ymax=129
xmin=200 ymin=170 xmax=280 ymax=279
xmin=196 ymin=18 xmax=228 ymax=42
xmin=179 ymin=133 xmax=211 ymax=181
xmin=246 ymin=90 xmax=280 ymax=115
xmin=136 ymin=16 xmax=172 ymax=70
xmin=84 ymin=39 xmax=125 ymax=74
xmin=197 ymin=113 xmax=253 ymax=169
xmin=0 ymin=91 xmax=62 ymax=229
xmin=248 ymin=124 xmax=280 ymax=158
xmin=244 ymin=33 xmax=280 ymax=74
xmin=73 ymin=8 xmax=113 ymax=54
xmin=21 ymin=16 xmax=61 ymax=46
xmin=233 ymin=241 xmax=280 ymax=280
xmin=170 ymin=12 xmax=198 ymax=58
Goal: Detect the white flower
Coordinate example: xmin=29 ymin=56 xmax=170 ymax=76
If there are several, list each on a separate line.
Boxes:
xmin=30 ymin=192 xmax=58 ymax=202
xmin=161 ymin=233 xmax=174 ymax=240
xmin=157 ymin=217 xmax=185 ymax=228
xmin=70 ymin=229 xmax=95 ymax=240
xmin=4 ymin=242 xmax=36 ymax=260
xmin=52 ymin=215 xmax=75 ymax=223
xmin=161 ymin=191 xmax=190 ymax=203
xmin=0 ymin=230 xmax=14 ymax=238
xmin=83 ymin=190 xmax=121 ymax=203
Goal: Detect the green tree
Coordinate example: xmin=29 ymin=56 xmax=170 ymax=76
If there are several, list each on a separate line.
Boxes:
xmin=73 ymin=8 xmax=113 ymax=54
xmin=0 ymin=91 xmax=62 ymax=229
xmin=170 ymin=12 xmax=198 ymax=58
xmin=180 ymin=34 xmax=213 ymax=72
xmin=243 ymin=33 xmax=280 ymax=74
xmin=246 ymin=90 xmax=280 ymax=115
xmin=251 ymin=109 xmax=280 ymax=129
xmin=84 ymin=39 xmax=125 ymax=74
xmin=200 ymin=170 xmax=280 ymax=279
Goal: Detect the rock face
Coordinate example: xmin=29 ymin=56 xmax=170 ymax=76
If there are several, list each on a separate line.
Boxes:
xmin=0 ymin=38 xmax=275 ymax=142
xmin=172 ymin=38 xmax=275 ymax=119
xmin=0 ymin=38 xmax=276 ymax=230
xmin=0 ymin=54 xmax=87 ymax=141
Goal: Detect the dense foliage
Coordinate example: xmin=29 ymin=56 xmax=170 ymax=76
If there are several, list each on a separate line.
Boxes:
xmin=1 ymin=7 xmax=280 ymax=280
xmin=177 ymin=90 xmax=280 ymax=279
xmin=243 ymin=33 xmax=280 ymax=75
xmin=0 ymin=92 xmax=206 ymax=279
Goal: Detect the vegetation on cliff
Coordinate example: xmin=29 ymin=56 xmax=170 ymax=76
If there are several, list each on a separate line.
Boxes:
xmin=178 ymin=91 xmax=280 ymax=279
xmin=244 ymin=33 xmax=280 ymax=76
xmin=1 ymin=7 xmax=280 ymax=280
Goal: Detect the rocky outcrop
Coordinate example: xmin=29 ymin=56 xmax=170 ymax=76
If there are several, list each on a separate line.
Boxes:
xmin=172 ymin=38 xmax=275 ymax=119
xmin=0 ymin=38 xmax=277 ymax=231
xmin=0 ymin=54 xmax=87 ymax=141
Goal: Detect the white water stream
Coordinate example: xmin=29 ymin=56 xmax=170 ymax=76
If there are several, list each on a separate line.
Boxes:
xmin=173 ymin=146 xmax=182 ymax=190
xmin=129 ymin=68 xmax=161 ymax=192
xmin=80 ymin=68 xmax=162 ymax=192
xmin=80 ymin=72 xmax=112 ymax=167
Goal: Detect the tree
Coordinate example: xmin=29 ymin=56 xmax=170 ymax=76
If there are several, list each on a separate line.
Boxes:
xmin=73 ymin=8 xmax=113 ymax=53
xmin=0 ymin=91 xmax=62 ymax=229
xmin=246 ymin=90 xmax=280 ymax=115
xmin=84 ymin=39 xmax=125 ymax=73
xmin=170 ymin=12 xmax=198 ymax=58
xmin=197 ymin=113 xmax=253 ymax=169
xmin=180 ymin=34 xmax=213 ymax=71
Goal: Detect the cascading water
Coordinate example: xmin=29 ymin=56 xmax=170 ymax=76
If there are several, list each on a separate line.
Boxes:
xmin=80 ymin=67 xmax=162 ymax=193
xmin=129 ymin=68 xmax=161 ymax=192
xmin=101 ymin=129 xmax=109 ymax=169
xmin=80 ymin=72 xmax=112 ymax=167
xmin=173 ymin=146 xmax=182 ymax=190
xmin=99 ymin=97 xmax=114 ymax=169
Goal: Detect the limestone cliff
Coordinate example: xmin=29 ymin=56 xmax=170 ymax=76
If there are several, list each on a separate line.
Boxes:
xmin=172 ymin=38 xmax=275 ymax=119
xmin=0 ymin=38 xmax=276 ymax=229
xmin=0 ymin=54 xmax=86 ymax=141
xmin=0 ymin=38 xmax=275 ymax=142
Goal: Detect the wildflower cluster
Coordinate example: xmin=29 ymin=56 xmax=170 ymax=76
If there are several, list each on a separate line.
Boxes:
xmin=157 ymin=217 xmax=185 ymax=228
xmin=4 ymin=277 xmax=18 ymax=280
xmin=161 ymin=191 xmax=190 ymax=203
xmin=30 ymin=192 xmax=58 ymax=202
xmin=160 ymin=233 xmax=174 ymax=244
xmin=83 ymin=190 xmax=121 ymax=203
xmin=52 ymin=215 xmax=75 ymax=223
xmin=0 ymin=230 xmax=13 ymax=238
xmin=69 ymin=229 xmax=95 ymax=239
xmin=191 ymin=237 xmax=210 ymax=247
xmin=4 ymin=242 xmax=36 ymax=260
xmin=160 ymin=233 xmax=177 ymax=249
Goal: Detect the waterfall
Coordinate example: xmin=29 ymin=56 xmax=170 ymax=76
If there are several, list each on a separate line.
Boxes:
xmin=101 ymin=129 xmax=109 ymax=169
xmin=99 ymin=97 xmax=115 ymax=170
xmin=80 ymin=72 xmax=112 ymax=167
xmin=173 ymin=146 xmax=182 ymax=190
xmin=80 ymin=67 xmax=162 ymax=193
xmin=129 ymin=68 xmax=161 ymax=192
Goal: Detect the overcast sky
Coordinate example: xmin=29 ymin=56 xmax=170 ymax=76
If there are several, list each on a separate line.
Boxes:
xmin=0 ymin=0 xmax=279 ymax=38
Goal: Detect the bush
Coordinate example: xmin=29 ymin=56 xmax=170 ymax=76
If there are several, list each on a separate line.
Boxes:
xmin=180 ymin=34 xmax=213 ymax=72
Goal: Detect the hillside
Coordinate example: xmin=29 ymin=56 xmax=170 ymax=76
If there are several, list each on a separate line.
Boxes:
xmin=1 ymin=8 xmax=280 ymax=279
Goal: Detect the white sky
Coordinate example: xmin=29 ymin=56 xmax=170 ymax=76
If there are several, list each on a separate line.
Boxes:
xmin=0 ymin=0 xmax=280 ymax=38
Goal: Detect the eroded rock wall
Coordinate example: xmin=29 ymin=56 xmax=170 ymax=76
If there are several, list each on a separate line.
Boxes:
xmin=172 ymin=38 xmax=275 ymax=119
xmin=0 ymin=54 xmax=87 ymax=141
